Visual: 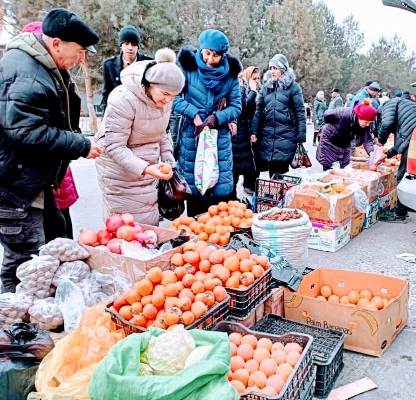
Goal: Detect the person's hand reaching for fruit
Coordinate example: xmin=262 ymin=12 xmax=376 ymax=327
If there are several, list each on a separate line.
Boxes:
xmin=144 ymin=163 xmax=173 ymax=180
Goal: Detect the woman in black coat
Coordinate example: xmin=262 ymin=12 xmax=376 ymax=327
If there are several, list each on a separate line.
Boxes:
xmin=232 ymin=66 xmax=260 ymax=197
xmin=252 ymin=54 xmax=306 ymax=176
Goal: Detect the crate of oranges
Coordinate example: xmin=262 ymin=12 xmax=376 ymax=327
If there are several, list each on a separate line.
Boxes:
xmin=216 ymin=320 xmax=314 ymax=399
xmin=170 ymin=239 xmax=273 ymax=318
xmin=169 ymin=200 xmax=254 ymax=245
xmin=106 ymin=242 xmax=230 ymax=334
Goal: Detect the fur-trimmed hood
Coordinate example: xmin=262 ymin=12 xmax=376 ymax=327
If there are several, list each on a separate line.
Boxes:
xmin=264 ymin=68 xmax=296 ymax=90
xmin=177 ymin=46 xmax=242 ymax=77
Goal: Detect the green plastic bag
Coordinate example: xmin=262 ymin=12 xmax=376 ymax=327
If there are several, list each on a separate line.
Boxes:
xmin=88 ymin=328 xmax=238 ymax=400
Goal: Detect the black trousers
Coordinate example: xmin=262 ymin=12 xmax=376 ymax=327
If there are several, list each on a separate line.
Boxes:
xmin=256 ymin=158 xmax=290 ymax=178
xmin=0 ymin=190 xmax=66 ymax=293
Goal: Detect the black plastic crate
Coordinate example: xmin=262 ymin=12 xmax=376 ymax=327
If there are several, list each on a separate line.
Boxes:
xmin=106 ymin=295 xmax=229 ymax=335
xmin=253 ymin=175 xmax=301 ymax=213
xmin=253 ymin=315 xmax=344 ymax=398
xmin=216 ymin=320 xmax=314 ymax=400
xmin=225 ymin=268 xmax=273 ymax=318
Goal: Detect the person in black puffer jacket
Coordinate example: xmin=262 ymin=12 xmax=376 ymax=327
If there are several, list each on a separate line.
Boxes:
xmin=251 ymin=53 xmax=306 ymax=176
xmin=0 ymin=9 xmax=102 ymax=292
xmin=378 ymin=97 xmax=416 ymax=221
xmin=232 ymin=66 xmax=260 ymax=197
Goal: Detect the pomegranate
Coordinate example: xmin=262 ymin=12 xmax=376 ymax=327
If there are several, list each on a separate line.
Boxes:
xmin=121 ymin=213 xmax=135 ymax=226
xmin=134 ymin=231 xmax=146 ymax=244
xmin=116 ymin=225 xmax=135 ymax=241
xmin=105 ymin=215 xmax=124 ymax=233
xmin=96 ymin=229 xmax=112 ymax=245
xmin=107 ymin=238 xmax=122 ymax=254
xmin=78 ymin=229 xmax=98 ymax=246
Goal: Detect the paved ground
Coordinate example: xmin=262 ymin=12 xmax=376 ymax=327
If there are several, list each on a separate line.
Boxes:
xmin=1 ymin=124 xmax=415 ymax=398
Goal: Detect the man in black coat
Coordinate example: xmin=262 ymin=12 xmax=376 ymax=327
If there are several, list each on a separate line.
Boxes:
xmin=100 ymin=25 xmax=152 ymax=112
xmin=378 ymin=97 xmax=416 ymax=221
xmin=0 ymin=8 xmax=102 ymax=292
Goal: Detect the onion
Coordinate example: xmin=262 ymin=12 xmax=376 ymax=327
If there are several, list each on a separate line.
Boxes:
xmin=78 ymin=229 xmax=98 ymax=246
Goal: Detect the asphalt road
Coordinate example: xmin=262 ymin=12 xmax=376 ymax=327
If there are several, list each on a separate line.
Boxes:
xmin=1 ymin=124 xmax=415 ymax=399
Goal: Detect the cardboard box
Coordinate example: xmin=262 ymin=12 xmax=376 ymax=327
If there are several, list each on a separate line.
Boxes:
xmin=353 ymin=145 xmax=368 ymax=158
xmin=307 ymin=219 xmax=351 ymax=252
xmin=378 ymin=189 xmax=398 ymax=212
xmin=286 ymin=183 xmax=353 ymax=224
xmin=264 ymin=286 xmax=285 ymax=317
xmin=284 ymin=268 xmax=409 ymax=356
xmin=351 ymin=212 xmax=365 ymax=238
xmin=351 ymin=162 xmax=397 ymax=196
xmin=329 ymin=169 xmax=381 ymax=203
xmin=363 ymin=200 xmax=379 ymax=229
xmin=85 ymin=224 xmax=192 ymax=282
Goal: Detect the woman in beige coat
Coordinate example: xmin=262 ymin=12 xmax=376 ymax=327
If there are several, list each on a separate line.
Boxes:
xmin=95 ymin=48 xmax=185 ymax=225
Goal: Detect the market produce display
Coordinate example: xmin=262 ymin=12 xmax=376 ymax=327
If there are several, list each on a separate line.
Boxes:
xmin=314 ymin=284 xmax=394 ymax=311
xmin=228 ymin=332 xmax=303 ymax=395
xmin=169 ymin=200 xmax=253 ymax=244
xmin=77 ymin=213 xmax=158 ymax=253
xmin=259 ymin=209 xmax=302 ymax=222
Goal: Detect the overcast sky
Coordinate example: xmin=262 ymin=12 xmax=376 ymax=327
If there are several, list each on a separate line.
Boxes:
xmin=321 ymin=0 xmax=416 ymax=53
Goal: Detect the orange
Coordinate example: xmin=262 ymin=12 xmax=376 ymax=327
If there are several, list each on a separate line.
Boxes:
xmin=208 ymin=205 xmax=219 ymax=216
xmin=208 ymin=233 xmax=220 ymax=244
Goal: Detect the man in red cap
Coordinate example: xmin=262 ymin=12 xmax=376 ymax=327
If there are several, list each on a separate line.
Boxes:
xmin=317 ymin=99 xmax=381 ymax=170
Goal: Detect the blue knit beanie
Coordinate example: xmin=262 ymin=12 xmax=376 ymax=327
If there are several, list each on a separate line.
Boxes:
xmin=118 ymin=25 xmax=140 ymax=46
xmin=198 ymin=29 xmax=229 ymax=55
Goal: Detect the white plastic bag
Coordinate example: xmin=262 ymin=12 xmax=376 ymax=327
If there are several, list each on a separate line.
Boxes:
xmin=78 ymin=271 xmax=116 ymax=306
xmin=52 ymin=260 xmax=90 ymax=286
xmin=0 ymin=292 xmax=32 ymax=328
xmin=16 ymin=255 xmax=60 ymax=298
xmin=55 ymin=279 xmax=85 ymax=332
xmin=194 ymin=127 xmax=219 ymax=195
xmin=39 ymin=238 xmax=89 ymax=262
xmin=252 ymin=208 xmax=312 ymax=270
xmin=397 ymin=173 xmax=416 ymax=210
xmin=29 ymin=297 xmax=63 ymax=330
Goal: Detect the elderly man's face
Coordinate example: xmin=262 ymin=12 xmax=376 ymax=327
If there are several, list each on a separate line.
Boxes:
xmin=52 ymin=39 xmax=86 ymax=69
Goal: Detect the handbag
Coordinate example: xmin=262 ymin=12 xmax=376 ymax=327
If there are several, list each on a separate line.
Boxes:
xmin=291 ymin=143 xmax=312 ymax=169
xmin=158 ymin=168 xmax=191 ymax=220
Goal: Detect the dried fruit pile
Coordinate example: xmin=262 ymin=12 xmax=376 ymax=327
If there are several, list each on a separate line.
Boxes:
xmin=228 ymin=332 xmax=303 ymax=395
xmin=77 ymin=213 xmax=158 ymax=254
xmin=259 ymin=209 xmax=302 ymax=222
xmin=169 ymin=201 xmax=253 ymax=245
xmin=315 ymin=285 xmax=394 ymax=311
